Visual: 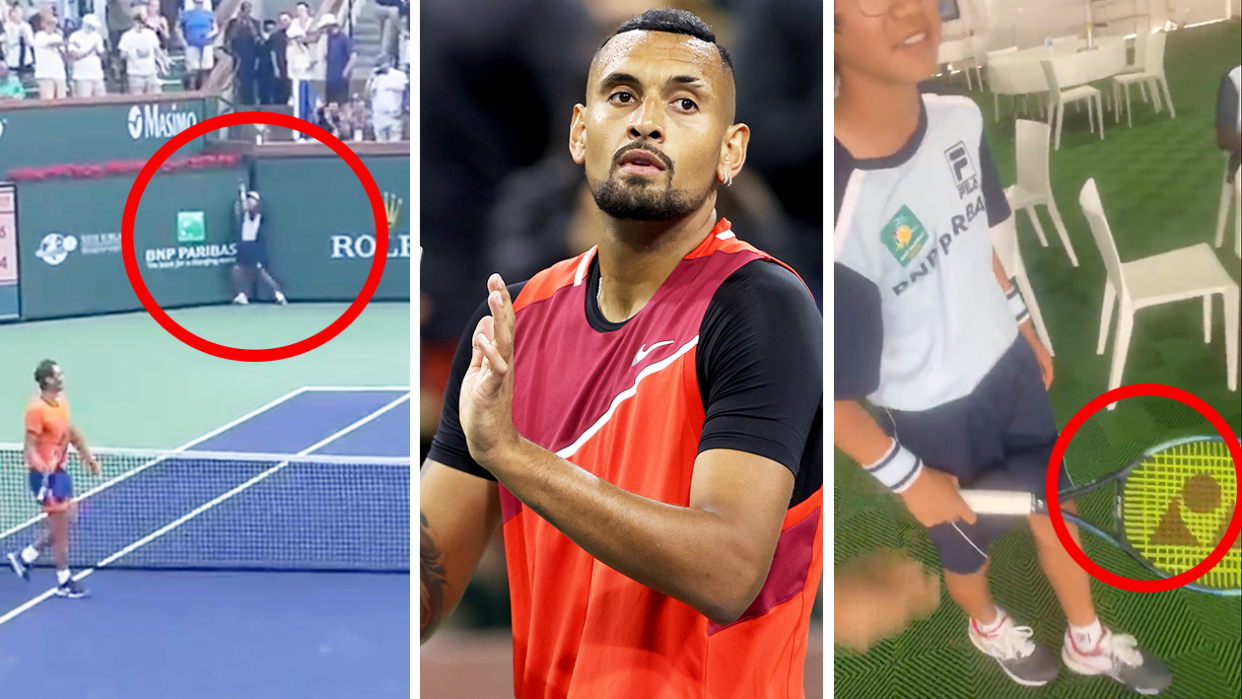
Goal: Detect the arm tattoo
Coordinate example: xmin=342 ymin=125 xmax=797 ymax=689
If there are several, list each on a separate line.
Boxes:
xmin=420 ymin=510 xmax=449 ymax=637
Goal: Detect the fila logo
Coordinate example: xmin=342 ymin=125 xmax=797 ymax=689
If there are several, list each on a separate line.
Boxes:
xmin=633 ymin=340 xmax=674 ymax=366
xmin=944 ymin=141 xmax=979 ymax=199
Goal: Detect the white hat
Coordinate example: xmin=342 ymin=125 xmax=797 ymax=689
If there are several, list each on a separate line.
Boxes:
xmin=317 ymin=13 xmax=338 ymax=29
xmin=82 ymin=13 xmax=102 ymax=28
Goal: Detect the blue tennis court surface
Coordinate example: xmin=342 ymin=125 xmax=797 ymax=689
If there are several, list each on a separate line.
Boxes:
xmin=0 ymin=387 xmax=411 ymax=698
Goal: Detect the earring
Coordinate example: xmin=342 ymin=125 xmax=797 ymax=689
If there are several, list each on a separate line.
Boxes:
xmin=723 ymin=172 xmax=733 ymax=187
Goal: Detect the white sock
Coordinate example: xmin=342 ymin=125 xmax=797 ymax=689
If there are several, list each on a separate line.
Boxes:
xmin=21 ymin=545 xmax=39 ymax=564
xmin=1070 ymin=618 xmax=1105 ymax=650
xmin=974 ymin=607 xmax=1007 ymax=635
xmin=56 ymin=568 xmax=71 ymax=585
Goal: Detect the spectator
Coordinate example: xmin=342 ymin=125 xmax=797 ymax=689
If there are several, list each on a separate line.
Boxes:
xmin=177 ymin=0 xmax=216 ymax=90
xmin=316 ymin=13 xmax=352 ymax=106
xmin=285 ymin=1 xmax=314 ymax=128
xmin=31 ymin=12 xmax=67 ymax=99
xmin=4 ymin=5 xmax=34 ymax=77
xmin=373 ymin=0 xmax=405 ymax=66
xmin=314 ymin=98 xmax=349 ymax=139
xmin=117 ymin=13 xmax=162 ymax=93
xmin=256 ymin=18 xmax=277 ymax=103
xmin=0 ymin=60 xmax=25 ymax=98
xmin=367 ymin=59 xmax=406 ymax=142
xmin=224 ymin=0 xmax=260 ymax=105
xmin=141 ymin=1 xmax=168 ymax=48
xmin=262 ymin=12 xmax=289 ymax=105
xmin=105 ymin=0 xmax=136 ymax=84
xmin=67 ymin=13 xmax=106 ymax=97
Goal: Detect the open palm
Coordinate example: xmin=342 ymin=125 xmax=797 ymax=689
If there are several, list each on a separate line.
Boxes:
xmin=458 ymin=274 xmax=520 ymax=464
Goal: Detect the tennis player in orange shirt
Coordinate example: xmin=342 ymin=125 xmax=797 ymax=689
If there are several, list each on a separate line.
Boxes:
xmin=7 ymin=360 xmax=100 ymax=598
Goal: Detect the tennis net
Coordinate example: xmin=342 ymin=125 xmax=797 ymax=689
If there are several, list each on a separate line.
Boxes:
xmin=0 ymin=445 xmax=410 ymax=573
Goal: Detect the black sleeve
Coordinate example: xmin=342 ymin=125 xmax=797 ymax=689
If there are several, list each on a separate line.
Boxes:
xmin=1217 ymin=73 xmax=1240 ymax=133
xmin=425 ymin=281 xmax=528 ymax=481
xmin=696 ymin=260 xmax=822 ymax=483
xmin=979 ymin=131 xmax=1012 ymax=228
xmin=833 ymin=139 xmax=856 ymax=229
xmin=833 ymin=263 xmax=883 ymax=401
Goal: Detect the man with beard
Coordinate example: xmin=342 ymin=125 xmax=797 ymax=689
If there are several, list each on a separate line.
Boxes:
xmin=420 ymin=9 xmax=822 ymax=699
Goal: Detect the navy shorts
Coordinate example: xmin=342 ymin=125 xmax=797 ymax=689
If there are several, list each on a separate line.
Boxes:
xmin=29 ymin=470 xmax=73 ymax=506
xmin=236 ymin=240 xmax=267 ymax=268
xmin=879 ymin=339 xmax=1073 ymax=575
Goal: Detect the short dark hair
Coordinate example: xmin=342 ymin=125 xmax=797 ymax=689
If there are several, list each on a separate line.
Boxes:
xmin=600 ymin=9 xmax=733 ymax=74
xmin=34 ymin=359 xmax=58 ymax=388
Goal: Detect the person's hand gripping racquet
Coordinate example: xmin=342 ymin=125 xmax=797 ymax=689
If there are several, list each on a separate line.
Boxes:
xmin=900 ymin=466 xmax=979 ymax=528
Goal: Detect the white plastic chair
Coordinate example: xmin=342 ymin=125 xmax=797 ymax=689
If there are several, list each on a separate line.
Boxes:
xmin=992 ymin=206 xmax=1055 ymax=355
xmin=1041 ymin=59 xmax=1103 ymax=150
xmin=1215 ymin=156 xmax=1239 ymax=251
xmin=1111 ymin=31 xmax=1175 ymax=127
xmin=1007 ymin=120 xmax=1079 ymax=266
xmin=986 ymin=48 xmax=1029 ymax=122
xmin=966 ymin=34 xmax=991 ymax=90
xmin=1079 ymin=179 xmax=1239 ymax=410
xmin=1235 ymin=175 xmax=1241 ymax=259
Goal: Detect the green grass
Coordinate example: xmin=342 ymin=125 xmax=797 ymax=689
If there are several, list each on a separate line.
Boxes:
xmin=834 ymin=21 xmax=1242 ymax=699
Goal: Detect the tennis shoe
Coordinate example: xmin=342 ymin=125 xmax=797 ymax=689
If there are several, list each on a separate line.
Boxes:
xmin=233 ymin=293 xmax=249 ymax=305
xmin=6 ymin=552 xmax=29 ymax=581
xmin=55 ymin=579 xmax=88 ymax=599
xmin=275 ymin=291 xmax=287 ymax=305
xmin=1062 ymin=628 xmax=1171 ymax=695
xmin=968 ymin=612 xmax=1061 ymax=686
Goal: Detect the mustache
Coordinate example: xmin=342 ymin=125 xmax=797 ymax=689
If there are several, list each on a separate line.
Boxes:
xmin=611 ymin=142 xmax=674 ymax=174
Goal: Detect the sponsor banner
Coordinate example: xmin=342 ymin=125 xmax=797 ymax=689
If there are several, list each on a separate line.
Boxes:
xmin=253 ymin=154 xmax=411 ymax=301
xmin=0 ymin=98 xmax=207 ymax=172
xmin=0 ymin=184 xmax=18 ymax=320
xmin=18 ymin=169 xmax=244 ymax=320
xmin=15 ymin=152 xmax=410 ymax=321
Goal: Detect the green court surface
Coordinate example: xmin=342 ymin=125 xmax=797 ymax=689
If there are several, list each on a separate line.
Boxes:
xmin=835 ymin=21 xmax=1242 ymax=699
xmin=0 ymin=301 xmax=410 ymax=531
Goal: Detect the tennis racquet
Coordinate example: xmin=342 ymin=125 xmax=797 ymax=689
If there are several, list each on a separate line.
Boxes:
xmin=960 ymin=435 xmax=1240 ymax=597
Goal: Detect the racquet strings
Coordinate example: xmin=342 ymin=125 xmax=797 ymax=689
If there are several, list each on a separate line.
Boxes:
xmin=1123 ymin=440 xmax=1239 ymax=590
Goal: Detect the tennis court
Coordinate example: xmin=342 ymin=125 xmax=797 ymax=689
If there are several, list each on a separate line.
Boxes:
xmin=834 ymin=21 xmax=1241 ymax=699
xmin=0 ymin=386 xmax=410 ymax=698
xmin=0 ymin=303 xmax=411 ymax=698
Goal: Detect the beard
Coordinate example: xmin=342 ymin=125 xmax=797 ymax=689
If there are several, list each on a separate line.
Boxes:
xmin=589 ymin=172 xmax=711 ymax=221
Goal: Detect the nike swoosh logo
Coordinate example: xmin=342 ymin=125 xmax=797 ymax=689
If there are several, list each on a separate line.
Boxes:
xmin=633 ymin=340 xmax=674 ymax=367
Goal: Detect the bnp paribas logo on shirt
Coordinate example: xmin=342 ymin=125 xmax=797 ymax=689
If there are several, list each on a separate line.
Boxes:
xmin=880 ymin=206 xmax=929 ymax=267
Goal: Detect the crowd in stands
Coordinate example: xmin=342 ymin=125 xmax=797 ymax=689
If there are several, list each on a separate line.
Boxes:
xmin=0 ymin=0 xmax=408 ymax=142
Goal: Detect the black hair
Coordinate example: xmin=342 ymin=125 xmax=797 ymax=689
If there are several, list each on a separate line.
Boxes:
xmin=600 ymin=8 xmax=733 ymax=74
xmin=34 ymin=359 xmax=58 ymax=389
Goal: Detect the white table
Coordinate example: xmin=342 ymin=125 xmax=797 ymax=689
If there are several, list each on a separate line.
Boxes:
xmin=986 ymin=36 xmax=1128 ymax=119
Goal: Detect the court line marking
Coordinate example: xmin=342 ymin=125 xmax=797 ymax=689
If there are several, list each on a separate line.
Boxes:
xmin=0 ymin=386 xmax=313 ymax=542
xmin=301 ymin=385 xmax=411 ymax=392
xmin=0 ymin=392 xmax=411 ymax=627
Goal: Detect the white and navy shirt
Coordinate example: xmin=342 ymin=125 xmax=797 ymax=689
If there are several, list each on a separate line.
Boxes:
xmin=240 ymin=213 xmax=262 ymax=242
xmin=835 ymin=87 xmax=1015 ymax=412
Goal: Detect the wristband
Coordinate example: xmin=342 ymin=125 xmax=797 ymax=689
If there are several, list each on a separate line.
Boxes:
xmin=1006 ymin=287 xmax=1029 ymax=325
xmin=864 ymin=440 xmax=923 ymax=493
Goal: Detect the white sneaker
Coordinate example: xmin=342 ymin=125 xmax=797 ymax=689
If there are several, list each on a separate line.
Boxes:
xmin=233 ymin=293 xmax=248 ymax=305
xmin=1063 ymin=628 xmax=1171 ymax=695
xmin=275 ymin=291 xmax=287 ymax=305
xmin=968 ymin=611 xmax=1061 ymax=686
